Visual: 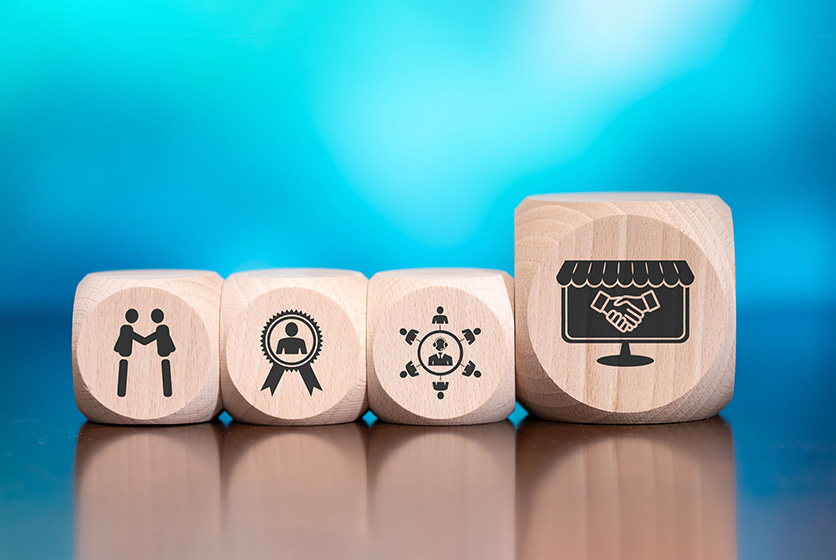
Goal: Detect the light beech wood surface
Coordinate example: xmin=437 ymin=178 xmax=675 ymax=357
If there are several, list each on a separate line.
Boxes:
xmin=515 ymin=193 xmax=735 ymax=423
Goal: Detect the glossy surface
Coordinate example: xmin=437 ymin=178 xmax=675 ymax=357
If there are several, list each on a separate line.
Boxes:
xmin=1 ymin=307 xmax=835 ymax=559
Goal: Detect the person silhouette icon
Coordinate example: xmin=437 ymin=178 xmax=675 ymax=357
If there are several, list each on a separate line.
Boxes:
xmin=432 ymin=306 xmax=448 ymax=325
xmin=427 ymin=337 xmax=453 ymax=367
xmin=113 ymin=308 xmax=142 ymax=397
xmin=462 ymin=327 xmax=481 ymax=345
xmin=148 ymin=309 xmax=176 ymax=397
xmin=400 ymin=328 xmax=419 ymax=345
xmin=276 ymin=322 xmax=307 ymax=355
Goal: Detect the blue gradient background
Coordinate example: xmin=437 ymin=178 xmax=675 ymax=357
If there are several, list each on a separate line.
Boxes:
xmin=1 ymin=3 xmax=836 ymax=558
xmin=1 ymin=1 xmax=834 ymax=314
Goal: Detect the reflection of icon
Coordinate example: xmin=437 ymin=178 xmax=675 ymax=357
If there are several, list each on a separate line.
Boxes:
xmin=399 ymin=306 xmax=482 ymax=399
xmin=113 ymin=308 xmax=176 ymax=397
xmin=261 ymin=310 xmax=323 ymax=396
xmin=557 ymin=260 xmax=693 ymax=367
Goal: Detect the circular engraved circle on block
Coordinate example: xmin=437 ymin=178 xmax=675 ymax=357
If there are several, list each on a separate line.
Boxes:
xmin=77 ymin=287 xmax=211 ymax=420
xmin=374 ymin=288 xmax=510 ymax=419
xmin=527 ymin=215 xmax=728 ymax=414
xmin=417 ymin=330 xmax=463 ymax=376
xmin=226 ymin=289 xmax=361 ymax=420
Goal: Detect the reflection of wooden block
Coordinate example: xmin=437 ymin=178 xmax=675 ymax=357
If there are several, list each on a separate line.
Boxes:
xmin=367 ymin=269 xmax=515 ymax=425
xmin=516 ymin=418 xmax=736 ymax=560
xmin=72 ymin=270 xmax=223 ymax=424
xmin=222 ymin=422 xmax=368 ymax=560
xmin=369 ymin=423 xmax=515 ymax=560
xmin=75 ymin=423 xmax=223 ymax=560
xmin=221 ymin=269 xmax=367 ymax=425
xmin=515 ymin=194 xmax=735 ymax=423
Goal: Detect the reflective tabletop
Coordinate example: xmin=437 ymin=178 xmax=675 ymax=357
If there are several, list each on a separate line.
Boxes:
xmin=1 ymin=307 xmax=835 ymax=559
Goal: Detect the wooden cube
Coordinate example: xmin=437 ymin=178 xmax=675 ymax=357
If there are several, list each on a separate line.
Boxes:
xmin=367 ymin=268 xmax=515 ymax=425
xmin=72 ymin=270 xmax=223 ymax=424
xmin=516 ymin=419 xmax=735 ymax=559
xmin=515 ymin=193 xmax=735 ymax=423
xmin=221 ymin=269 xmax=367 ymax=425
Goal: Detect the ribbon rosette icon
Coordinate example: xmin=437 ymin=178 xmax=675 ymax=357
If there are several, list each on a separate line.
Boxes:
xmin=260 ymin=310 xmax=323 ymax=396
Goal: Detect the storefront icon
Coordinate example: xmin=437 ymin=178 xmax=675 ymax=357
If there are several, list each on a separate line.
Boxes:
xmin=556 ymin=260 xmax=694 ymax=367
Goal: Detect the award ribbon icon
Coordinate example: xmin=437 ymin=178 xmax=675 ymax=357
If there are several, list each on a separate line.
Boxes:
xmin=260 ymin=310 xmax=323 ymax=396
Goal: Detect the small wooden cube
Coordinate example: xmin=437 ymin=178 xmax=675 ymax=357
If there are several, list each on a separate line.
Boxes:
xmin=72 ymin=270 xmax=223 ymax=424
xmin=221 ymin=269 xmax=367 ymax=425
xmin=367 ymin=268 xmax=515 ymax=425
xmin=515 ymin=193 xmax=736 ymax=423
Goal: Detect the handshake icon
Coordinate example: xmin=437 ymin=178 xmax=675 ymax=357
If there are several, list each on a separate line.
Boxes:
xmin=590 ymin=289 xmax=661 ymax=333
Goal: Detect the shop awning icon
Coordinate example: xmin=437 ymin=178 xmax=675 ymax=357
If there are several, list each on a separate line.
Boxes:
xmin=556 ymin=260 xmax=694 ymax=367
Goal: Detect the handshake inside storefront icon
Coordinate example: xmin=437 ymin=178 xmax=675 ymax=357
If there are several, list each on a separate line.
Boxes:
xmin=590 ymin=289 xmax=661 ymax=333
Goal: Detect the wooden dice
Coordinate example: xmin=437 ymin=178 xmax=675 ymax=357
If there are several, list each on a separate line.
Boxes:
xmin=72 ymin=270 xmax=223 ymax=424
xmin=515 ymin=193 xmax=735 ymax=423
xmin=221 ymin=269 xmax=367 ymax=425
xmin=367 ymin=269 xmax=515 ymax=425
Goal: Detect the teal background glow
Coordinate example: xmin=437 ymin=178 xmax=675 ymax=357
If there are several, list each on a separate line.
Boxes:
xmin=1 ymin=1 xmax=835 ymax=314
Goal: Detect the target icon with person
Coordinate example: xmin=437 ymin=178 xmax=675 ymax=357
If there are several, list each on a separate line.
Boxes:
xmin=398 ymin=306 xmax=483 ymax=399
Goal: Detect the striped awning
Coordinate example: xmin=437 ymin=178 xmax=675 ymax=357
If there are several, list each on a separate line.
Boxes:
xmin=556 ymin=260 xmax=694 ymax=288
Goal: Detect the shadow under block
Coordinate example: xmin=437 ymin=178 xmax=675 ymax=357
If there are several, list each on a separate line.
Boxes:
xmin=515 ymin=193 xmax=735 ymax=424
xmin=221 ymin=269 xmax=367 ymax=425
xmin=72 ymin=270 xmax=223 ymax=425
xmin=367 ymin=268 xmax=515 ymax=425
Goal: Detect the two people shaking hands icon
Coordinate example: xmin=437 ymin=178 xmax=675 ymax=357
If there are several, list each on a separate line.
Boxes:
xmin=590 ymin=289 xmax=661 ymax=333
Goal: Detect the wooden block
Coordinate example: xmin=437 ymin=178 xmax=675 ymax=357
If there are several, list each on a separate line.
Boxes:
xmin=75 ymin=423 xmax=223 ymax=560
xmin=222 ymin=422 xmax=368 ymax=559
xmin=221 ymin=269 xmax=367 ymax=425
xmin=72 ymin=270 xmax=223 ymax=425
xmin=515 ymin=193 xmax=735 ymax=423
xmin=516 ymin=418 xmax=736 ymax=559
xmin=368 ymin=423 xmax=515 ymax=560
xmin=367 ymin=268 xmax=515 ymax=425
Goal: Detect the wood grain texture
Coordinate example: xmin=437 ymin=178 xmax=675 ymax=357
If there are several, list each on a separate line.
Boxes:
xmin=72 ymin=270 xmax=223 ymax=425
xmin=516 ymin=418 xmax=736 ymax=560
xmin=75 ymin=423 xmax=223 ymax=560
xmin=368 ymin=268 xmax=515 ymax=425
xmin=221 ymin=269 xmax=367 ymax=425
xmin=368 ymin=422 xmax=515 ymax=560
xmin=222 ymin=422 xmax=368 ymax=560
xmin=515 ymin=193 xmax=735 ymax=423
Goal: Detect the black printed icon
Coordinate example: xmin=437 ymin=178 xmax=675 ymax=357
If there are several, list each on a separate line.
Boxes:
xmin=261 ymin=310 xmax=323 ymax=396
xmin=113 ymin=308 xmax=176 ymax=397
xmin=556 ymin=260 xmax=693 ymax=367
xmin=398 ymin=306 xmax=482 ymax=400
